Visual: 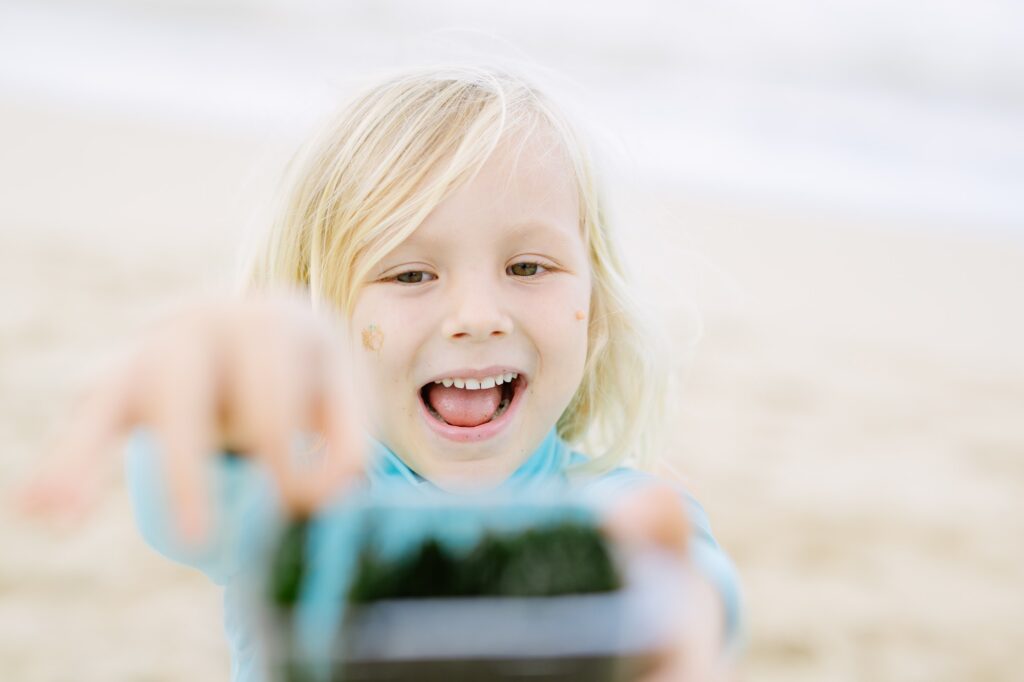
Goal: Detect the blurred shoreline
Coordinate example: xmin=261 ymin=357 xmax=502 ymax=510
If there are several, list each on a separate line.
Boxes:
xmin=2 ymin=0 xmax=1022 ymax=231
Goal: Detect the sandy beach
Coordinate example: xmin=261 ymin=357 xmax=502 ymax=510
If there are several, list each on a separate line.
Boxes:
xmin=1 ymin=86 xmax=1022 ymax=682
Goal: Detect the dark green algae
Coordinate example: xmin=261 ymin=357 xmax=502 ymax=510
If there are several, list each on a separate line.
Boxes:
xmin=268 ymin=518 xmax=622 ymax=607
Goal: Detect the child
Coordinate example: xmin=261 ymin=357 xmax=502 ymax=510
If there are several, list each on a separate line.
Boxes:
xmin=20 ymin=65 xmax=741 ymax=680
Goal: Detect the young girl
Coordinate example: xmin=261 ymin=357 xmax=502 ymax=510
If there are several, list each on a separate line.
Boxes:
xmin=21 ymin=65 xmax=741 ymax=680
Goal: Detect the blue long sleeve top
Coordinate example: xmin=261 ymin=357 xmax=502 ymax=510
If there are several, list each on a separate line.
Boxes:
xmin=125 ymin=428 xmax=742 ymax=680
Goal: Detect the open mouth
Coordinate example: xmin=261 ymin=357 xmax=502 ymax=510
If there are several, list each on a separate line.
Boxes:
xmin=417 ymin=372 xmax=528 ymax=436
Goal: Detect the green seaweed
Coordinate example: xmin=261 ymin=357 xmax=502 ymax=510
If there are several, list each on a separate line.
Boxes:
xmin=268 ymin=520 xmax=310 ymax=606
xmin=268 ymin=518 xmax=622 ymax=608
xmin=348 ymin=521 xmax=622 ymax=602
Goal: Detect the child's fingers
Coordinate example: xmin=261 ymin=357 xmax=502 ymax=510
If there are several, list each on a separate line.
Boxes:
xmin=301 ymin=352 xmax=366 ymax=511
xmin=603 ymin=487 xmax=729 ymax=682
xmin=13 ymin=363 xmax=134 ymax=523
xmin=148 ymin=337 xmax=217 ymax=546
xmin=229 ymin=328 xmax=318 ymax=514
xmin=601 ymin=483 xmax=691 ymax=557
xmin=638 ymin=570 xmax=727 ymax=682
xmin=224 ymin=312 xmax=367 ymax=516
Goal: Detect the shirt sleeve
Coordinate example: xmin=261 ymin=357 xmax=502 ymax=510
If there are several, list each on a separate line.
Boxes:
xmin=680 ymin=491 xmax=744 ymax=655
xmin=123 ymin=429 xmax=283 ymax=586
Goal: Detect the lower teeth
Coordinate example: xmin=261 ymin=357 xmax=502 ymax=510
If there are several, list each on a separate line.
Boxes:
xmin=492 ymin=395 xmax=511 ymax=418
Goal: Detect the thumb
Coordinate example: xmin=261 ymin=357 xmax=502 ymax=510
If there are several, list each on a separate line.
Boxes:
xmin=601 ymin=483 xmax=691 ymax=557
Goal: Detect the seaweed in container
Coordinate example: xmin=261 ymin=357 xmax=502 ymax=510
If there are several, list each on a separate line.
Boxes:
xmin=260 ymin=495 xmax=680 ymax=681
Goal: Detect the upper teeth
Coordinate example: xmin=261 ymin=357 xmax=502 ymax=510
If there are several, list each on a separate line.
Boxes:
xmin=434 ymin=372 xmax=518 ymax=389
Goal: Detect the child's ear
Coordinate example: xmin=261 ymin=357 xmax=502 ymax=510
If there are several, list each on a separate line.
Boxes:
xmin=600 ymin=483 xmax=691 ymax=558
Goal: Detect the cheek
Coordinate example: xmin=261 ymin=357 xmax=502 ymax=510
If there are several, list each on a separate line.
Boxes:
xmin=531 ymin=293 xmax=590 ymax=384
xmin=349 ymin=295 xmax=407 ymax=426
xmin=351 ymin=296 xmax=437 ymax=416
xmin=352 ymin=292 xmax=404 ymax=365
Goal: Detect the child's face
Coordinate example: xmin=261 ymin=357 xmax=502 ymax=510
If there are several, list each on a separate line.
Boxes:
xmin=349 ymin=133 xmax=591 ymax=491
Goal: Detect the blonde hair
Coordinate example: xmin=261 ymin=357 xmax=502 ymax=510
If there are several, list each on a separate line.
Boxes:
xmin=244 ymin=65 xmax=669 ymax=474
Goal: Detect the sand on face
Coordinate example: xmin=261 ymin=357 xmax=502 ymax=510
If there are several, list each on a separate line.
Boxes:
xmin=1 ymin=97 xmax=1022 ymax=682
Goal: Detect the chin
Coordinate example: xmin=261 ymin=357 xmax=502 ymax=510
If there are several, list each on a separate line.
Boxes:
xmin=407 ymin=432 xmax=534 ymax=491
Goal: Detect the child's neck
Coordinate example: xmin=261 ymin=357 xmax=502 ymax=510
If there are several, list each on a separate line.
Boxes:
xmin=366 ymin=427 xmax=569 ymax=494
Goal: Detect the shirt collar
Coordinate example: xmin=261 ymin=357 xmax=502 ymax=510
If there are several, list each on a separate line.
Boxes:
xmin=364 ymin=427 xmax=572 ymax=495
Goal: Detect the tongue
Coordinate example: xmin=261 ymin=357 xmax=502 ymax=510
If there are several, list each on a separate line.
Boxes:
xmin=425 ymin=384 xmax=503 ymax=427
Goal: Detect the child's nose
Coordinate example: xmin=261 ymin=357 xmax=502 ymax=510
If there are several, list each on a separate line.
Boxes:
xmin=441 ymin=279 xmax=513 ymax=341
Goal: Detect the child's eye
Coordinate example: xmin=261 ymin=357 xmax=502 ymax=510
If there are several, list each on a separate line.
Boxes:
xmin=507 ymin=262 xmax=548 ymax=277
xmin=393 ymin=271 xmax=436 ymax=284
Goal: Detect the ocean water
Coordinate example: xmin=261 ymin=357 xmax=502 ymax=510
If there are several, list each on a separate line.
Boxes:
xmin=1 ymin=0 xmax=1021 ymax=232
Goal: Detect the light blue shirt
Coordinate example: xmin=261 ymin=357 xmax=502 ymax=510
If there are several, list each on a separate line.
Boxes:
xmin=125 ymin=428 xmax=742 ymax=680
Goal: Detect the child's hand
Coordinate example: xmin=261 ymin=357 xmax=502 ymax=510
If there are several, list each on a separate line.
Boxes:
xmin=603 ymin=485 xmax=732 ymax=682
xmin=14 ymin=294 xmax=367 ymax=544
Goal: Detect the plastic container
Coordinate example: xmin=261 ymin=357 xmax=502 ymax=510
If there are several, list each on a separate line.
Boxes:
xmin=253 ymin=493 xmax=684 ymax=681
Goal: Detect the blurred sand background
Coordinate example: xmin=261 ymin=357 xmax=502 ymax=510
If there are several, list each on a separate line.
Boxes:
xmin=1 ymin=1 xmax=1023 ymax=680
